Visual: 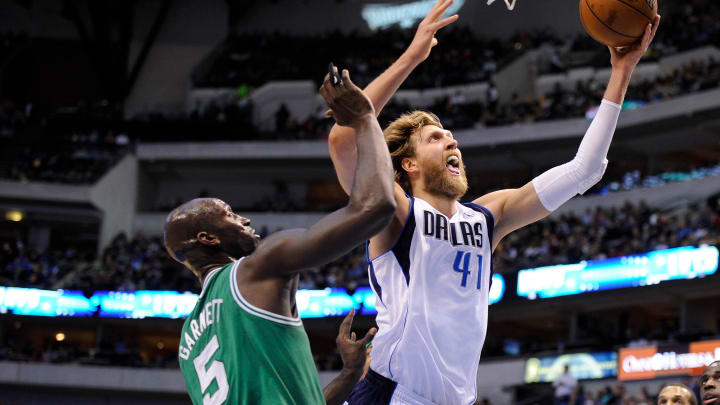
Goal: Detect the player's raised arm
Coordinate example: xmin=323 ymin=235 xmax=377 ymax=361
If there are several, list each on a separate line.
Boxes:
xmin=243 ymin=68 xmax=396 ymax=277
xmin=329 ymin=0 xmax=458 ymax=196
xmin=475 ymin=16 xmax=661 ymax=250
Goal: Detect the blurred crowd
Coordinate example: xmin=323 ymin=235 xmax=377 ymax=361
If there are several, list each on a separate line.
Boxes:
xmin=524 ymin=0 xmax=720 ymax=74
xmin=377 ymin=56 xmax=719 ymax=130
xmin=0 ymin=231 xmax=365 ymax=293
xmin=193 ymin=26 xmax=542 ymax=89
xmin=0 ymin=0 xmax=717 ymax=169
xmin=558 ymin=380 xmax=703 ymax=405
xmin=184 ymin=53 xmax=720 ymax=144
xmin=0 ymin=99 xmax=130 ymax=184
xmin=3 ymin=199 xmax=718 ymax=293
xmin=494 ymin=200 xmax=720 ymax=274
xmin=5 ymin=53 xmax=715 ymax=166
xmin=0 ymin=234 xmax=195 ymax=292
xmin=0 ymin=328 xmax=178 ymax=369
xmin=182 ymin=0 xmax=720 ymax=139
xmin=527 ymin=56 xmax=720 ymax=125
xmin=196 ymin=0 xmax=719 ymax=89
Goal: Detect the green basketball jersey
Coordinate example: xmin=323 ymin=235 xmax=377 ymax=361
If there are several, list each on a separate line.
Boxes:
xmin=178 ymin=260 xmax=324 ymax=405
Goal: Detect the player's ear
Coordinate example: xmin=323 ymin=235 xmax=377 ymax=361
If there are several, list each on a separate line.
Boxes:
xmin=197 ymin=231 xmax=220 ymax=246
xmin=401 ymin=157 xmax=418 ymax=174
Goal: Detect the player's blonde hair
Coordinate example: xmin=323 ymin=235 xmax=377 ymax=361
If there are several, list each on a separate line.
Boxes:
xmin=384 ymin=110 xmax=443 ymax=195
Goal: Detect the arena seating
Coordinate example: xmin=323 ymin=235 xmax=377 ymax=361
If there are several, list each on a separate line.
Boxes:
xmin=3 ymin=198 xmax=718 ymax=293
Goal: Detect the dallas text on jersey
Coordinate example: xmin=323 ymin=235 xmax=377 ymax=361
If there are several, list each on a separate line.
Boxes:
xmin=179 ymin=298 xmax=223 ymax=360
xmin=422 ymin=210 xmax=484 ymax=248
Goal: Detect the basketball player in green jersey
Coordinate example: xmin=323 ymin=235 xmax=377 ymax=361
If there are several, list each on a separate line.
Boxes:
xmin=164 ymin=68 xmax=396 ymax=405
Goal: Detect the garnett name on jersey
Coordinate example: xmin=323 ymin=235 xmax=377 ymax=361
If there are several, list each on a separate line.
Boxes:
xmin=179 ymin=298 xmax=223 ymax=360
xmin=422 ymin=210 xmax=485 ymax=248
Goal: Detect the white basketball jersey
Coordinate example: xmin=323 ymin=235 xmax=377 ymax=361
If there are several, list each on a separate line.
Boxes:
xmin=368 ymin=196 xmax=494 ymax=405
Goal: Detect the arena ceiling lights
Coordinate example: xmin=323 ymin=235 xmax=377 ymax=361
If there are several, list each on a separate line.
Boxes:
xmin=361 ymin=0 xmax=465 ymax=30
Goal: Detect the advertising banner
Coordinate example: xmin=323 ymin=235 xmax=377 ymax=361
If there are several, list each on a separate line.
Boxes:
xmin=619 ymin=340 xmax=720 ymax=380
xmin=525 ymin=352 xmax=618 ymax=382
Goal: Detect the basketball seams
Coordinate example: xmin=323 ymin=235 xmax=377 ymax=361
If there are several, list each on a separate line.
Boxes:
xmin=613 ymin=0 xmax=654 ymax=23
xmin=583 ymin=0 xmax=643 ymax=39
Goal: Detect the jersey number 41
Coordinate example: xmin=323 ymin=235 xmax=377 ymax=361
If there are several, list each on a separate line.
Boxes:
xmin=453 ymin=251 xmax=484 ymax=290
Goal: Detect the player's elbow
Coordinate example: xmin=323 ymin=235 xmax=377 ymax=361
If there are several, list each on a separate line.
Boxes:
xmin=351 ymin=194 xmax=396 ymax=231
xmin=571 ymin=155 xmax=608 ymax=194
xmin=364 ymin=197 xmax=397 ymax=222
xmin=364 ymin=206 xmax=396 ymax=236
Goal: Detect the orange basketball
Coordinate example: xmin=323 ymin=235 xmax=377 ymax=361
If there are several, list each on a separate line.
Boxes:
xmin=579 ymin=0 xmax=658 ymax=47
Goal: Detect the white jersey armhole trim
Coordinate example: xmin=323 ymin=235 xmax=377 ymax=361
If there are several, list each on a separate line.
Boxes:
xmin=229 ymin=259 xmax=303 ymax=326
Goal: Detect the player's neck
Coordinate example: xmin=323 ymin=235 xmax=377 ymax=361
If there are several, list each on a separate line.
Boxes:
xmin=196 ymin=258 xmax=234 ymax=284
xmin=413 ymin=188 xmax=457 ymax=218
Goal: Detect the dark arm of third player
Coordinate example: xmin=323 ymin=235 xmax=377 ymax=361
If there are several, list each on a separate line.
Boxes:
xmin=323 ymin=310 xmax=376 ymax=405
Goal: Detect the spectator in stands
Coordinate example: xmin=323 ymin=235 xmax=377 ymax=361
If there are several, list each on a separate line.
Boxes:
xmin=573 ymin=386 xmax=589 ymax=405
xmin=553 ymin=365 xmax=578 ymax=405
xmin=657 ymin=384 xmax=697 ymax=405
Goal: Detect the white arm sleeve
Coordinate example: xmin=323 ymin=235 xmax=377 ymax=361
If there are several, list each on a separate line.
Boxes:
xmin=531 ymin=99 xmax=621 ymax=211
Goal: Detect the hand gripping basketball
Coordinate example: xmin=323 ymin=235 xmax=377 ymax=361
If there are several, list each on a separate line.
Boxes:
xmin=609 ymin=15 xmax=660 ymax=71
xmin=319 ymin=67 xmax=375 ymax=128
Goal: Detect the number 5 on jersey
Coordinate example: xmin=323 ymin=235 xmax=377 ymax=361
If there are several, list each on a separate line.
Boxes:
xmin=452 ymin=250 xmax=483 ymax=290
xmin=194 ymin=335 xmax=229 ymax=405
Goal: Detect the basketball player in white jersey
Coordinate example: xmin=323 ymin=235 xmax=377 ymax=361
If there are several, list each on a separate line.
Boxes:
xmin=327 ymin=1 xmax=661 ymax=404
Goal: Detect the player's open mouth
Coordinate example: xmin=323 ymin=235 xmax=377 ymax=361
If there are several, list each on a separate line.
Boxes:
xmin=704 ymin=394 xmax=718 ymax=404
xmin=446 ymin=155 xmax=461 ymax=176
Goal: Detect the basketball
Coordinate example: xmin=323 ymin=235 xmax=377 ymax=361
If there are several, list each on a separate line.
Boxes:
xmin=579 ymin=0 xmax=658 ymax=47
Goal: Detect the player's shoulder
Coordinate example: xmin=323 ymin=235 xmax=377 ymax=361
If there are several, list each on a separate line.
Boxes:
xmin=470 ymin=189 xmax=517 ymax=222
xmin=460 ymin=200 xmax=494 ymax=221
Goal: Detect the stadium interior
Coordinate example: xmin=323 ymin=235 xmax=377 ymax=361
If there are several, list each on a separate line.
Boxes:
xmin=0 ymin=0 xmax=719 ymax=403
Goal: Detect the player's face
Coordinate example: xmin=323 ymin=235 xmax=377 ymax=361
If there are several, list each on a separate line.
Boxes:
xmin=702 ymin=362 xmax=720 ymax=405
xmin=413 ymin=125 xmax=468 ymax=199
xmin=215 ymin=202 xmax=260 ymax=258
xmin=657 ymin=386 xmax=693 ymax=405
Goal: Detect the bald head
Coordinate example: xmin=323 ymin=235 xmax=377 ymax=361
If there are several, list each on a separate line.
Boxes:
xmin=165 ymin=198 xmax=226 ymax=259
xmin=658 ymin=384 xmax=696 ymax=405
xmin=164 ymin=198 xmax=258 ymax=273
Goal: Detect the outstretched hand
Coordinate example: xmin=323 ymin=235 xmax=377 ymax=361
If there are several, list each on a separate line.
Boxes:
xmin=404 ymin=0 xmax=459 ymax=65
xmin=609 ymin=15 xmax=661 ymax=72
xmin=335 ymin=309 xmax=376 ymax=376
xmin=319 ymin=67 xmax=375 ymax=128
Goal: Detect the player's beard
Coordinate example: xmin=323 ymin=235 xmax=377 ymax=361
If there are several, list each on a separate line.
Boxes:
xmin=422 ymin=157 xmax=468 ymax=200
